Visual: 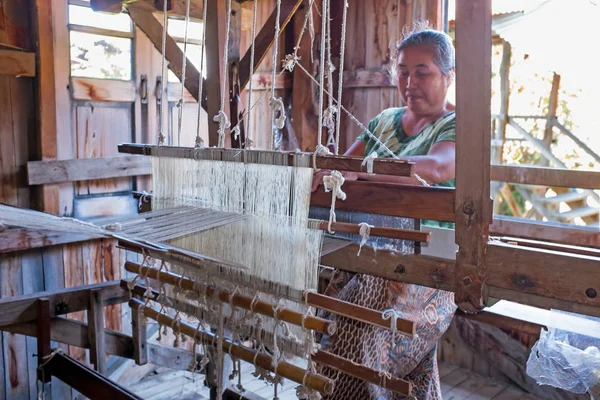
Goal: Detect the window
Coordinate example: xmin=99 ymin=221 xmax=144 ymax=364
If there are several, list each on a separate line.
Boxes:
xmin=167 ymin=18 xmax=207 ymax=82
xmin=68 ymin=1 xmax=133 ymax=80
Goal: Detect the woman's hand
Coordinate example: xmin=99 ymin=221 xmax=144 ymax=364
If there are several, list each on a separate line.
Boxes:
xmin=311 ymin=170 xmax=359 ymax=192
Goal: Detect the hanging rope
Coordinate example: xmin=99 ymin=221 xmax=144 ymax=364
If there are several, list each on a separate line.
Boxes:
xmin=158 ymin=0 xmax=169 ymax=145
xmin=177 ymin=0 xmax=192 ymax=146
xmin=322 ymin=170 xmax=346 ymax=233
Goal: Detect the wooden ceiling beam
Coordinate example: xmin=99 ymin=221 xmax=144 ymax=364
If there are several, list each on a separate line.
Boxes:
xmin=127 ymin=6 xmax=207 ymax=110
xmin=238 ymin=0 xmax=303 ymax=90
xmin=91 ymin=0 xmax=205 ymax=20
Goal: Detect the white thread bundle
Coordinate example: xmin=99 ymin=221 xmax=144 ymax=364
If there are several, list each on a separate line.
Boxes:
xmin=322 ymin=170 xmax=346 ymax=233
xmin=357 ymin=222 xmax=374 ymax=256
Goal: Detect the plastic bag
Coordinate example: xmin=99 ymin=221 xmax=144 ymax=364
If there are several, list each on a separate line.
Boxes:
xmin=526 ymin=309 xmax=600 ymax=397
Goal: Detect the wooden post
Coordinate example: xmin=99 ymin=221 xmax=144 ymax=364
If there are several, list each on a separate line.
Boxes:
xmin=492 ymin=40 xmax=512 ymax=214
xmin=204 ymin=0 xmax=230 ymax=146
xmin=291 ymin=0 xmax=321 ymax=151
xmin=88 ymin=288 xmax=107 ymax=374
xmin=541 ymin=73 xmax=560 ymax=166
xmin=132 ymin=297 xmax=148 ymax=365
xmin=36 ymin=298 xmax=52 ymax=383
xmin=454 ymin=0 xmax=493 ymax=313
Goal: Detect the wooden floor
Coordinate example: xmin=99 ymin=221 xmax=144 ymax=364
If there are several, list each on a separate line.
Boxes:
xmin=126 ymin=360 xmax=536 ymax=400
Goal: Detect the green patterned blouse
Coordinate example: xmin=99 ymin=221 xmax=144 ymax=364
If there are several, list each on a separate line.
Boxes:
xmin=357 ymin=107 xmax=456 ymax=227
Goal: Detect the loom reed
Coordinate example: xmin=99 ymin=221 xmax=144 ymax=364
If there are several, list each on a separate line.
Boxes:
xmin=125 ymin=261 xmax=336 ymax=335
xmin=129 ymin=298 xmax=335 ymax=395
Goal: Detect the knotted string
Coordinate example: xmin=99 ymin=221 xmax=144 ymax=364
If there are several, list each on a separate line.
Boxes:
xmin=322 ymin=170 xmax=346 ymax=233
xmin=357 ymin=222 xmax=374 ymax=256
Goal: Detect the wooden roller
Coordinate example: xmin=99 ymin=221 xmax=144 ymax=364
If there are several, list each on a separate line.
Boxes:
xmin=129 ymin=298 xmax=335 ymax=395
xmin=125 ymin=261 xmax=336 ymax=335
xmin=126 ymin=261 xmax=415 ymax=337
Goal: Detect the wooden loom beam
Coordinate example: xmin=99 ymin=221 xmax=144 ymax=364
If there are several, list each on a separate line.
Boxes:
xmin=454 ymin=0 xmax=493 ymax=312
xmin=117 ymin=143 xmax=415 ymax=177
xmin=129 ymin=298 xmax=335 ymax=395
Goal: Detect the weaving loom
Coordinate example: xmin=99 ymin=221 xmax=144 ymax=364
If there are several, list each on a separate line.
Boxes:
xmin=111 ymin=0 xmax=432 ymax=398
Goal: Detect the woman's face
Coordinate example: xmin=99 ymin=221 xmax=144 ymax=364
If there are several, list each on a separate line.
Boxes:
xmin=396 ymin=45 xmax=453 ymax=116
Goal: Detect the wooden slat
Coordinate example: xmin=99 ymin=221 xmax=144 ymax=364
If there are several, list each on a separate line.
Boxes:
xmin=0 ymin=228 xmax=104 ymax=254
xmin=94 ymin=0 xmax=206 ymax=20
xmin=0 ymin=50 xmax=35 ymax=77
xmin=0 ymin=281 xmax=128 ymax=328
xmin=486 ymin=241 xmax=600 ymax=309
xmin=311 ymin=181 xmax=455 ymax=222
xmin=491 ymin=164 xmax=599 ymax=190
xmin=71 ymin=77 xmax=136 ymax=102
xmin=36 ymin=298 xmax=52 ymax=383
xmin=88 ymin=289 xmax=106 ymax=374
xmin=454 ymin=0 xmax=493 ymax=312
xmin=44 ymin=352 xmax=142 ymax=400
xmin=27 ymin=155 xmax=151 ymax=185
xmin=238 ymin=0 xmax=303 ymax=90
xmin=320 ymin=243 xmax=456 ymax=292
xmin=131 ymin=298 xmax=148 ymax=365
xmin=493 ymin=236 xmax=600 ymax=258
xmin=490 ymin=216 xmax=600 ymax=249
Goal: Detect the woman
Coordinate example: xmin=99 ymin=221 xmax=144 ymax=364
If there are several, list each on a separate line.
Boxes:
xmin=314 ymin=28 xmax=457 ymax=400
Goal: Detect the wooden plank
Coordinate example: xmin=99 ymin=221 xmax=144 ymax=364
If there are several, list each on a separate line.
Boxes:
xmin=491 ymin=165 xmax=599 ymax=190
xmin=238 ymin=0 xmax=303 ymax=91
xmin=27 ymin=156 xmax=151 ymax=185
xmin=291 ymin=0 xmax=320 ymax=151
xmin=311 ymin=181 xmax=456 ymax=222
xmin=0 ymin=256 xmax=29 ymax=399
xmin=0 ymin=281 xmax=128 ymax=328
xmin=248 ymin=72 xmax=292 ymax=90
xmin=73 ymin=104 xmax=133 ymax=196
xmin=103 ymin=240 xmax=123 ymax=332
xmin=490 ymin=216 xmax=600 ymax=249
xmin=20 ymin=250 xmax=47 ymax=399
xmin=94 ymin=0 xmax=206 ymax=20
xmin=320 ymin=243 xmax=456 ymax=292
xmin=36 ymin=299 xmax=51 ymax=383
xmin=88 ymin=289 xmax=106 ymax=374
xmin=454 ymin=0 xmax=492 ymax=312
xmin=131 ymin=299 xmax=148 ymax=365
xmin=0 ymin=50 xmax=35 ymax=77
xmin=44 ymin=352 xmax=142 ymax=400
xmin=71 ymin=77 xmax=136 ymax=102
xmin=486 ymin=241 xmax=600 ymax=309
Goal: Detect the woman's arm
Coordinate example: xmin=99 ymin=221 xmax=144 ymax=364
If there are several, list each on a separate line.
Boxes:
xmin=354 ymin=141 xmax=456 ymax=186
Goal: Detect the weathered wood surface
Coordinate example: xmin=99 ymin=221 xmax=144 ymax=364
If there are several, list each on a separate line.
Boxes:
xmin=28 ymin=156 xmax=151 ymax=185
xmin=311 ymin=181 xmax=456 ymax=222
xmin=454 ymin=0 xmax=493 ymax=313
xmin=0 ymin=228 xmax=104 ymax=253
xmin=88 ymin=289 xmax=107 ymax=374
xmin=491 ymin=164 xmax=600 ymax=190
xmin=490 ymin=216 xmax=600 ymax=249
xmin=320 ymin=243 xmax=456 ymax=292
xmin=238 ymin=0 xmax=303 ymax=90
xmin=0 ymin=50 xmax=35 ymax=77
xmin=71 ymin=77 xmax=136 ymax=102
xmin=0 ymin=281 xmax=128 ymax=328
xmin=486 ymin=242 xmax=600 ymax=310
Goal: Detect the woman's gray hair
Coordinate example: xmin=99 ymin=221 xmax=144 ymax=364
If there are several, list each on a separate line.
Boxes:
xmin=393 ymin=23 xmax=455 ymax=77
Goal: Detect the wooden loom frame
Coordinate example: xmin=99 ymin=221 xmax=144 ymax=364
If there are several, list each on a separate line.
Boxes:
xmin=3 ymin=0 xmax=598 ymax=398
